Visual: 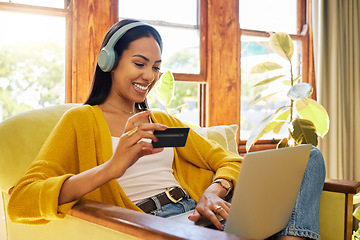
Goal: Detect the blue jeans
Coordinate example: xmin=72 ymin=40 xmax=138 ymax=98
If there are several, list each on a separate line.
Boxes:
xmin=136 ymin=189 xmax=197 ymax=217
xmin=271 ymin=146 xmax=326 ymax=240
xmin=141 ymin=146 xmax=326 ymax=240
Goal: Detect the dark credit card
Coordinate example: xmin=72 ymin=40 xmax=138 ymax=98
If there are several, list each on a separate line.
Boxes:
xmin=152 ymin=127 xmax=190 ymax=148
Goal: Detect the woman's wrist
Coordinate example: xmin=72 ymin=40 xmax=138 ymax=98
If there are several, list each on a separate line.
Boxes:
xmin=101 ymin=157 xmax=126 ymax=181
xmin=206 ymin=181 xmax=227 ymax=199
xmin=211 ymin=179 xmax=233 ymax=198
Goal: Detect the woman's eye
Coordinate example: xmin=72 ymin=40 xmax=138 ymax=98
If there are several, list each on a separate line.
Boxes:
xmin=135 ymin=63 xmax=144 ymax=67
xmin=153 ymin=66 xmax=161 ymax=71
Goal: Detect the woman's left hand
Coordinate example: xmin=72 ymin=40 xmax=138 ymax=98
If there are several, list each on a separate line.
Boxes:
xmin=188 ymin=183 xmax=231 ymax=230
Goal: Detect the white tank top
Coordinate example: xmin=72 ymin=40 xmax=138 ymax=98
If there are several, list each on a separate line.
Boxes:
xmin=112 ymin=137 xmax=181 ymax=204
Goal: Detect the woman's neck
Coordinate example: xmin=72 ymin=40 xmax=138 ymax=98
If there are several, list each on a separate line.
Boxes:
xmin=107 ymin=101 xmax=136 ymax=114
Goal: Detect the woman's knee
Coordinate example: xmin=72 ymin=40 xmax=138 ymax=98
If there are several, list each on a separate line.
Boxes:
xmin=307 ymin=146 xmax=326 ymax=183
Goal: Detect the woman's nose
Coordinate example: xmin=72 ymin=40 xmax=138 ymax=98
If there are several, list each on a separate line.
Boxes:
xmin=142 ymin=67 xmax=155 ymax=82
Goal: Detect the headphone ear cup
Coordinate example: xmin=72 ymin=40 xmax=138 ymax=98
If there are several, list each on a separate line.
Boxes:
xmin=98 ymin=47 xmax=115 ymax=72
xmin=112 ymin=51 xmax=118 ymax=71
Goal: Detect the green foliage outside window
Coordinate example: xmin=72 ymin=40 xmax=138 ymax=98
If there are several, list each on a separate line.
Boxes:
xmin=0 ymin=41 xmax=65 ymax=121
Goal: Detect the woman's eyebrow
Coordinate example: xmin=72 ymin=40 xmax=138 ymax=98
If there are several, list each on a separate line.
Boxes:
xmin=132 ymin=54 xmax=162 ymax=63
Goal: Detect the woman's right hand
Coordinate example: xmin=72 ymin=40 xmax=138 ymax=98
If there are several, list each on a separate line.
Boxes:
xmin=59 ymin=110 xmax=167 ymax=205
xmin=105 ymin=110 xmax=168 ymax=179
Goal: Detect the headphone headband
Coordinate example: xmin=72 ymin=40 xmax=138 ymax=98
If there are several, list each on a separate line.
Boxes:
xmin=98 ymin=22 xmax=159 ymax=72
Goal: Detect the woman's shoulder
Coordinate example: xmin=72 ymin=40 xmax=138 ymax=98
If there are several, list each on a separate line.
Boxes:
xmin=60 ymin=104 xmax=100 ymax=123
xmin=64 ymin=104 xmax=97 ymax=116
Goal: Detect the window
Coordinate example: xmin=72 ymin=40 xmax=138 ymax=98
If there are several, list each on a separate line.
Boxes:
xmin=239 ymin=0 xmax=298 ymax=34
xmin=118 ymin=0 xmax=203 ymax=126
xmin=239 ymin=0 xmax=309 ymax=142
xmin=0 ymin=2 xmax=68 ymax=121
xmin=0 ymin=0 xmax=65 ymax=8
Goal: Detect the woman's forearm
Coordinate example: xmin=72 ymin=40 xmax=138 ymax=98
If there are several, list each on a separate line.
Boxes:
xmin=58 ymin=161 xmax=115 ymax=205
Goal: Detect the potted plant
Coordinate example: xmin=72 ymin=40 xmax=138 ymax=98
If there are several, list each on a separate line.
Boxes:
xmin=353 ymin=193 xmax=360 ymax=239
xmin=245 ymin=32 xmax=330 ymax=152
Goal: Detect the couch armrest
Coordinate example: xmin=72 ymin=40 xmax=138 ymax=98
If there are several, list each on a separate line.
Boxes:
xmin=323 ymin=178 xmax=360 ymax=194
xmin=320 ymin=178 xmax=360 ymax=240
xmin=68 ymin=199 xmax=245 ymax=240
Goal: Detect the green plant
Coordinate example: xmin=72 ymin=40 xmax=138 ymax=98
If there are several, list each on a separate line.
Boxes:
xmin=154 ymin=71 xmax=188 ymax=115
xmin=353 ymin=193 xmax=360 ymax=239
xmin=245 ymin=32 xmax=330 ymax=152
xmin=153 ymin=71 xmax=199 ymax=129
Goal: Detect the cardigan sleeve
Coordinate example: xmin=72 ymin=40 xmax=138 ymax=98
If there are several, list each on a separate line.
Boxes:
xmin=7 ymin=107 xmax=89 ymax=224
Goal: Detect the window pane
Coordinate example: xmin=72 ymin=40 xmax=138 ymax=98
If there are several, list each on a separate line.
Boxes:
xmin=240 ymin=35 xmax=301 ymax=140
xmin=0 ymin=11 xmax=65 ymax=121
xmin=239 ymin=0 xmax=297 ymax=34
xmin=118 ymin=0 xmax=198 ymax=25
xmin=156 ymin=26 xmax=200 ymax=74
xmin=0 ymin=0 xmax=64 ymax=8
xmin=147 ymin=82 xmax=200 ymax=126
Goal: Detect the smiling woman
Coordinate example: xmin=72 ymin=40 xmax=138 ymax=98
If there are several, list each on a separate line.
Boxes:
xmin=0 ymin=10 xmax=66 ymax=121
xmin=7 ymin=19 xmax=242 ymax=232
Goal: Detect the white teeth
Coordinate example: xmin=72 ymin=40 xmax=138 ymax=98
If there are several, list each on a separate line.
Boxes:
xmin=133 ymin=83 xmax=148 ymax=91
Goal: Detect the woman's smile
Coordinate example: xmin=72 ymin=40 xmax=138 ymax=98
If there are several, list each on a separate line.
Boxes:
xmin=132 ymin=82 xmax=150 ymax=95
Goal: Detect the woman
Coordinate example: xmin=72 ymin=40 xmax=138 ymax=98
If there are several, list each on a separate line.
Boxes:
xmin=8 ymin=19 xmax=325 ymax=240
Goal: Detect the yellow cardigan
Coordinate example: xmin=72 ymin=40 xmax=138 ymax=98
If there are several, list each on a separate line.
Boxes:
xmin=8 ymin=105 xmax=242 ymax=224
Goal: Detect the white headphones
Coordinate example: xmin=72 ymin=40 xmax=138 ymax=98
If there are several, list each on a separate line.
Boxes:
xmin=97 ymin=22 xmax=159 ymax=72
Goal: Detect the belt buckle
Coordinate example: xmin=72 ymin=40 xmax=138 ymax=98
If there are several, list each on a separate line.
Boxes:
xmin=165 ymin=187 xmax=184 ymax=203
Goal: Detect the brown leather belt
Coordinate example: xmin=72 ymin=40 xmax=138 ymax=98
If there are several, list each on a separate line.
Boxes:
xmin=137 ymin=187 xmax=187 ymax=213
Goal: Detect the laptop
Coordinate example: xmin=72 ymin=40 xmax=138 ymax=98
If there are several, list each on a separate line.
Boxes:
xmin=168 ymin=144 xmax=312 ymax=240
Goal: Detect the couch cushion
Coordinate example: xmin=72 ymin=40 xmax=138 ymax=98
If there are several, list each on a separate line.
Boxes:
xmin=0 ymin=104 xmax=79 ymax=193
xmin=193 ymin=124 xmax=239 ymax=154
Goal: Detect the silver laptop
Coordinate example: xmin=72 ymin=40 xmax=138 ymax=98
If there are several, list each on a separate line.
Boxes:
xmin=169 ymin=144 xmax=312 ymax=240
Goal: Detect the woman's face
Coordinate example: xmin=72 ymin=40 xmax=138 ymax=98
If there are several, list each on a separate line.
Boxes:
xmin=110 ymin=36 xmax=162 ymax=104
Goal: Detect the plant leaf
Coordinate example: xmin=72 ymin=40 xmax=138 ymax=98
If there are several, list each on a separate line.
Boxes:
xmin=277 ymin=138 xmax=290 ymax=148
xmin=155 ymin=71 xmax=174 ymax=108
xmin=293 ymin=75 xmax=302 ymax=83
xmin=168 ymin=103 xmax=188 ymax=115
xmin=295 ymin=98 xmax=330 ymax=138
xmin=268 ymin=120 xmax=287 ymax=134
xmin=295 ymin=61 xmax=302 ymax=71
xmin=290 ymin=118 xmax=318 ymax=146
xmin=252 ymin=75 xmax=285 ymax=87
xmin=269 ymin=32 xmax=294 ymax=61
xmin=354 ymin=193 xmax=360 ymax=204
xmin=281 ymin=76 xmax=301 ymax=86
xmin=246 ymin=113 xmax=276 ymax=152
xmin=246 ymin=92 xmax=278 ymax=107
xmin=281 ymin=80 xmax=292 ymax=86
xmin=287 ymin=83 xmax=313 ymax=100
xmin=354 ymin=205 xmax=360 ymax=221
xmin=250 ymin=62 xmax=283 ymax=74
xmin=274 ymin=108 xmax=290 ymax=121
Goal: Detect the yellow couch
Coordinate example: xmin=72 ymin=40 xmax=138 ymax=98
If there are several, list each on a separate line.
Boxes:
xmin=0 ymin=104 xmax=359 ymax=240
